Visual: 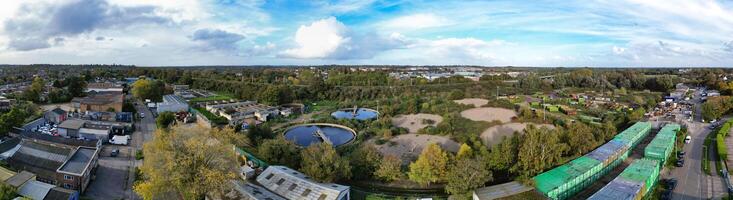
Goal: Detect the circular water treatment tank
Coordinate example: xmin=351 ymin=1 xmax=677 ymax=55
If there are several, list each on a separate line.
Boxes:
xmin=284 ymin=123 xmax=356 ymax=147
xmin=331 ymin=108 xmax=379 ymax=120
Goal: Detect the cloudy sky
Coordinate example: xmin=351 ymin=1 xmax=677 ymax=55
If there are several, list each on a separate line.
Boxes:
xmin=0 ymin=0 xmax=732 ymax=67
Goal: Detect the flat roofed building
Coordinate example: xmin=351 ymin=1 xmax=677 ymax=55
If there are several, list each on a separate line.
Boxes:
xmin=58 ymin=119 xmax=85 ymax=138
xmin=157 ymin=95 xmax=189 ymax=113
xmin=57 ymin=147 xmax=99 ymax=193
xmin=5 ymin=139 xmax=99 ymax=193
xmin=85 ymin=82 xmax=123 ymax=93
xmin=256 ymin=165 xmax=349 ymax=200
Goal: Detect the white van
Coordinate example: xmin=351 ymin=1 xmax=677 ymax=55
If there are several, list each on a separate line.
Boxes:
xmin=685 ymin=136 xmax=692 ymax=144
xmin=109 ymin=135 xmax=130 ymax=145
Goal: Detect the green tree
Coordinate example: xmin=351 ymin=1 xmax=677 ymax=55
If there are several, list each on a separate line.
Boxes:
xmin=445 ymin=158 xmax=493 ymax=198
xmin=374 ymin=155 xmax=403 ymax=182
xmin=349 ymin=145 xmax=382 ymax=180
xmin=65 ymin=76 xmax=87 ymax=97
xmin=134 ymin=125 xmax=239 ymax=200
xmin=300 ymin=143 xmax=351 ymax=182
xmin=257 ymin=138 xmax=301 ymax=168
xmin=487 ymin=135 xmax=518 ymax=171
xmin=408 ymin=143 xmax=449 ymax=186
xmin=563 ymin=123 xmax=597 ymax=157
xmin=0 ymin=183 xmax=17 ymax=200
xmin=22 ymin=77 xmax=45 ymax=103
xmin=155 ymin=112 xmax=175 ymax=129
xmin=513 ymin=125 xmax=567 ymax=178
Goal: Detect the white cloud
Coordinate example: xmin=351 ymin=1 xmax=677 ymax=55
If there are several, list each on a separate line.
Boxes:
xmin=281 ymin=17 xmax=349 ymax=59
xmin=380 ymin=13 xmax=452 ymax=30
xmin=281 ymin=17 xmax=407 ymax=59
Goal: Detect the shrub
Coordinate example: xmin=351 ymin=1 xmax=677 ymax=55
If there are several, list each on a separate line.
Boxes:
xmin=717 ymin=134 xmax=728 ymax=159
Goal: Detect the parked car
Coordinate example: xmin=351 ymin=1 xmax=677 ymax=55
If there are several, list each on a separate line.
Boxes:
xmin=665 ymin=178 xmax=677 ymax=190
xmin=660 ymin=190 xmax=672 ymax=200
xmin=111 ymin=149 xmax=119 ymax=157
xmin=685 ymin=136 xmax=692 ymax=144
xmin=677 ymin=151 xmax=685 ymax=159
xmin=676 ymin=159 xmax=684 ymax=167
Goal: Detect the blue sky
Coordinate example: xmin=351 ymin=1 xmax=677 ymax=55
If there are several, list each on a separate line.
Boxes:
xmin=0 ymin=0 xmax=732 ymax=67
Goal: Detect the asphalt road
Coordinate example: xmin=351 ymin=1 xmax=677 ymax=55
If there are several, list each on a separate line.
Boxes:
xmin=124 ymin=100 xmax=157 ymax=200
xmin=666 ymin=88 xmax=728 ymax=200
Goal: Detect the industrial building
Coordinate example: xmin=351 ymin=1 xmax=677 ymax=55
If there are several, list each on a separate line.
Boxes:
xmin=255 ymin=165 xmax=350 ymax=200
xmin=3 ymin=139 xmax=99 ymax=192
xmin=157 ymin=95 xmax=189 ymax=113
xmin=71 ymin=92 xmax=124 ymax=112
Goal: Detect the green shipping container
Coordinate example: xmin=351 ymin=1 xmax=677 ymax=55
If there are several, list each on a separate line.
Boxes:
xmin=644 ymin=124 xmax=680 ymax=165
xmin=617 ymin=159 xmax=660 ymax=197
xmin=534 ymin=156 xmax=603 ymax=200
xmin=613 ymin=122 xmax=652 ymax=148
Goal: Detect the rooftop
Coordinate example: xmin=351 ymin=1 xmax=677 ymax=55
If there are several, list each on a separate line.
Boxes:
xmin=58 ymin=147 xmax=97 ymax=175
xmin=72 ymin=92 xmax=123 ymax=105
xmin=256 ymin=165 xmax=349 ymax=200
xmin=58 ymin=119 xmax=85 ymax=130
xmin=5 ymin=170 xmax=35 ymax=187
xmin=162 ymin=95 xmax=188 ymax=105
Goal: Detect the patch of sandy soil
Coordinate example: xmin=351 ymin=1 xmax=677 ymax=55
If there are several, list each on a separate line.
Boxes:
xmin=374 ymin=134 xmax=460 ymax=162
xmin=453 ymin=98 xmax=489 ymax=108
xmin=460 ymin=107 xmax=517 ymax=123
xmin=391 ymin=113 xmax=443 ymax=133
xmin=480 ymin=123 xmax=555 ymax=146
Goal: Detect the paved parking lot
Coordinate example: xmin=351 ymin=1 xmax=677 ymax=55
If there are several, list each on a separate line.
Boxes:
xmin=84 ymin=145 xmax=135 ymax=199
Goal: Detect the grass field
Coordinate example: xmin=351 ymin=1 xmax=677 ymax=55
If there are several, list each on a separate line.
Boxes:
xmin=189 ymin=93 xmax=233 ymax=103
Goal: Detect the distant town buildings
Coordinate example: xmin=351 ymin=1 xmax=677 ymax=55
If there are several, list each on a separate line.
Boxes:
xmin=85 ymin=82 xmax=123 ymax=93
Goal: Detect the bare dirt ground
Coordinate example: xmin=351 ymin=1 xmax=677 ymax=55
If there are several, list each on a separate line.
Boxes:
xmin=373 ymin=133 xmax=460 ymax=162
xmin=453 ymin=98 xmax=489 ymax=108
xmin=480 ymin=123 xmax=555 ymax=147
xmin=460 ymin=107 xmax=517 ymax=123
xmin=391 ymin=113 xmax=444 ymax=133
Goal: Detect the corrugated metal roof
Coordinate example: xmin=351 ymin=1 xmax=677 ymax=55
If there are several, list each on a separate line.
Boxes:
xmin=18 ymin=180 xmax=54 ymax=200
xmin=473 ymin=181 xmax=533 ymax=200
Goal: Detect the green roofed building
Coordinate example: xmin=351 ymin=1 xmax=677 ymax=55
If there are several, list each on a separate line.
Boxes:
xmin=617 ymin=159 xmax=660 ymax=196
xmin=644 ymin=123 xmax=680 ymax=165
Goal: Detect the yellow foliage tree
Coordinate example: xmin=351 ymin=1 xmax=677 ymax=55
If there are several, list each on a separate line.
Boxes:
xmin=408 ymin=143 xmax=449 ymax=186
xmin=456 ymin=143 xmax=473 ymax=160
xmin=134 ymin=125 xmax=239 ymax=200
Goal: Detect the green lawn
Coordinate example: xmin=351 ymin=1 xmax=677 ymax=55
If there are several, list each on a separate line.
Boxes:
xmin=193 ymin=107 xmax=228 ymax=125
xmin=189 ymin=94 xmax=233 ymax=103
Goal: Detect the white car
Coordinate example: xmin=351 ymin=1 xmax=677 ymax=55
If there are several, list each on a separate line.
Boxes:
xmin=685 ymin=136 xmax=692 ymax=144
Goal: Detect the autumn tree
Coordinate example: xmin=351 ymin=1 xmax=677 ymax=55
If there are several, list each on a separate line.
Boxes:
xmin=456 ymin=143 xmax=473 ymax=160
xmin=374 ymin=155 xmax=403 ymax=182
xmin=349 ymin=145 xmax=382 ymax=180
xmin=300 ymin=143 xmax=351 ymax=183
xmin=257 ymin=138 xmax=301 ymax=168
xmin=408 ymin=143 xmax=449 ymax=186
xmin=134 ymin=125 xmax=239 ymax=200
xmin=445 ymin=158 xmax=493 ymax=198
xmin=132 ymin=78 xmax=166 ymax=101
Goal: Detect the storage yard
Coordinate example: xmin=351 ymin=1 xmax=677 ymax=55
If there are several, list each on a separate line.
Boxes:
xmin=533 ymin=122 xmax=653 ymax=200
